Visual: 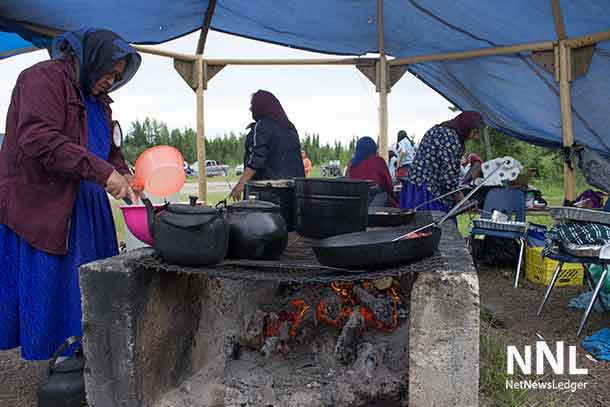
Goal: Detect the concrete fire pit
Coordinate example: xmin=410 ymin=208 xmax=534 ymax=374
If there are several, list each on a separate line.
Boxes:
xmin=79 ymin=212 xmax=479 ymax=407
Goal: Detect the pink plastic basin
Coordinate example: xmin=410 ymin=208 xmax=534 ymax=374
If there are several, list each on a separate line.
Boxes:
xmin=120 ymin=204 xmax=163 ymax=245
xmin=134 ymin=146 xmax=185 ymax=198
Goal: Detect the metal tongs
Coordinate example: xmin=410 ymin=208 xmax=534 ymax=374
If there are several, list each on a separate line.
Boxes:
xmin=412 ymin=186 xmax=467 ymax=211
xmin=392 ymin=159 xmax=511 ymax=241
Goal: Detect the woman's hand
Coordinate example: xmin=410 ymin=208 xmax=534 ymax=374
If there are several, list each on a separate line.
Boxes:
xmin=230 ymin=167 xmax=257 ymax=201
xmin=230 ymin=181 xmax=245 ymax=201
xmin=124 ymin=174 xmax=144 ymax=197
xmin=106 ymin=170 xmax=137 ymax=202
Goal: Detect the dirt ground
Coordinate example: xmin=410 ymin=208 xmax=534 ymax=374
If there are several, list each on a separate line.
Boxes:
xmin=479 ymin=267 xmax=610 ymax=407
xmin=1 ymin=268 xmax=609 ymax=407
xmin=0 ymin=348 xmax=44 ymax=407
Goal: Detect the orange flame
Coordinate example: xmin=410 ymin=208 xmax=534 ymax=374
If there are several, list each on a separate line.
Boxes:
xmin=290 ymin=299 xmax=311 ymax=337
xmin=316 ymin=299 xmax=353 ymax=330
xmin=359 ymin=304 xmax=398 ymax=332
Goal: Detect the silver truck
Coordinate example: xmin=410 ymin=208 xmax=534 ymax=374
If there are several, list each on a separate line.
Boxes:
xmin=188 ymin=160 xmax=230 ymax=177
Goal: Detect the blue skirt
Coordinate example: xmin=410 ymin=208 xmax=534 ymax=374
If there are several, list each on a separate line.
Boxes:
xmin=400 ymin=180 xmax=450 ymax=212
xmin=0 ymin=181 xmax=118 ymax=360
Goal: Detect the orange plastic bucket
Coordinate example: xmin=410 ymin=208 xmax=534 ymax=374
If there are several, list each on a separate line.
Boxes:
xmin=135 ymin=146 xmax=185 ymax=197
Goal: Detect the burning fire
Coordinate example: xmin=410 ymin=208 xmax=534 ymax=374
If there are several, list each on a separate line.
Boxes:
xmin=317 ymin=280 xmax=400 ymax=332
xmin=258 ymin=279 xmax=402 ymax=357
xmin=264 ymin=299 xmax=311 ymax=338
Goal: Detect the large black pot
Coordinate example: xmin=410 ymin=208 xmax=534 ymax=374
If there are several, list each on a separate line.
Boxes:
xmin=143 ymin=196 xmax=229 ymax=266
xmin=245 ymin=179 xmax=295 ymax=232
xmin=226 ymin=199 xmax=288 ymax=260
xmin=294 ymin=177 xmax=370 ymax=238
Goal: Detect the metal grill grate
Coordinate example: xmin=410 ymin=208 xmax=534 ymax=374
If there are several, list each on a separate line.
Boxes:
xmin=129 ymin=254 xmax=447 ymax=284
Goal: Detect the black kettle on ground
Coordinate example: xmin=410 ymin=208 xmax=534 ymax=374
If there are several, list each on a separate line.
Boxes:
xmin=37 ymin=336 xmax=86 ymax=407
xmin=224 ymin=199 xmax=288 ymax=260
xmin=143 ymin=196 xmax=229 ymax=266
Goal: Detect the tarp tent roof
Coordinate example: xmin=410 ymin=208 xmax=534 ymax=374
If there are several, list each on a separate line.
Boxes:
xmin=2 ymin=1 xmax=610 ymax=153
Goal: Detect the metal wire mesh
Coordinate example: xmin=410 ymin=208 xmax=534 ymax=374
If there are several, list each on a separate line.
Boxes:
xmin=130 ymin=254 xmax=447 ymax=284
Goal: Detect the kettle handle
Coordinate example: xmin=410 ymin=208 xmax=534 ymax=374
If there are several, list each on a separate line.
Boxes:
xmin=142 ymin=197 xmax=156 ymax=239
xmin=215 ymin=199 xmax=228 ymax=211
xmin=48 ymin=335 xmax=82 ymax=375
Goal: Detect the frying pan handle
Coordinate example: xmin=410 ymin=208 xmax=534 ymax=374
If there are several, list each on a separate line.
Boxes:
xmin=436 ymin=159 xmax=509 ymax=225
xmin=445 ymin=200 xmax=479 ymax=218
xmin=413 ymin=186 xmax=466 ymax=211
xmin=392 ymin=161 xmax=509 ymax=242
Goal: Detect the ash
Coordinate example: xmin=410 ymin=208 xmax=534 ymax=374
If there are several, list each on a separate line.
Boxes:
xmin=154 ymin=277 xmax=413 ymax=407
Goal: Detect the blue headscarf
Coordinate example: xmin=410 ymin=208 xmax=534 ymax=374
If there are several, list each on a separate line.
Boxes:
xmin=50 ymin=28 xmax=141 ymax=94
xmin=351 ymin=137 xmax=378 ymax=167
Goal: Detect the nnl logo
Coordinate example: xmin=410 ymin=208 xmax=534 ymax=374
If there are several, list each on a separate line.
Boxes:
xmin=507 ymin=341 xmax=588 ymax=375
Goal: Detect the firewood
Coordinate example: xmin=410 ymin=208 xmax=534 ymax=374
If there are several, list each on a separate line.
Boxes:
xmin=335 ymin=306 xmax=364 ymax=366
xmin=352 ymin=285 xmax=393 ymax=327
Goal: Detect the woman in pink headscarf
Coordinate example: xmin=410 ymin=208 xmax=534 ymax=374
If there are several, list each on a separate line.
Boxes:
xmin=400 ymin=111 xmax=485 ymax=211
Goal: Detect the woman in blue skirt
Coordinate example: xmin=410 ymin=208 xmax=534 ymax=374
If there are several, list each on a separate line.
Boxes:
xmin=400 ymin=111 xmax=485 ymax=212
xmin=0 ymin=29 xmax=141 ymax=360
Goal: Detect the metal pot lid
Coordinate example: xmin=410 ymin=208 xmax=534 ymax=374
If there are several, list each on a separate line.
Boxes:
xmin=228 ymin=199 xmax=280 ymax=212
xmin=247 ymin=179 xmax=295 ymax=188
xmin=294 ymin=177 xmax=371 ymax=184
xmin=166 ymin=203 xmax=218 ymax=215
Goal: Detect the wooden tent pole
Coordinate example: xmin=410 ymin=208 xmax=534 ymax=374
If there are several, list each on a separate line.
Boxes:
xmin=196 ymin=0 xmax=217 ymax=55
xmin=565 ymin=28 xmax=610 ymax=48
xmin=389 ymin=40 xmax=554 ymax=66
xmin=377 ymin=0 xmax=389 ymax=162
xmin=551 ymin=0 xmax=567 ymax=40
xmin=196 ymin=56 xmax=208 ymax=200
xmin=134 ymin=45 xmax=197 ymax=61
xmin=551 ymin=0 xmax=576 ymax=203
xmin=483 ymin=127 xmax=492 ymax=161
xmin=0 ymin=46 xmax=39 ymax=58
xmin=558 ymin=41 xmax=576 ymax=202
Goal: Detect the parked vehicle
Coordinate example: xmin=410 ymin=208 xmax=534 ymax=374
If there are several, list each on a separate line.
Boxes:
xmin=320 ymin=160 xmax=342 ymax=177
xmin=235 ymin=164 xmax=244 ymax=175
xmin=184 ymin=162 xmax=195 ymax=177
xmin=190 ymin=160 xmax=230 ymax=177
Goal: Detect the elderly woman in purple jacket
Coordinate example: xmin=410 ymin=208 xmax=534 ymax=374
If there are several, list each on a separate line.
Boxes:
xmin=0 ymin=29 xmax=141 ymax=360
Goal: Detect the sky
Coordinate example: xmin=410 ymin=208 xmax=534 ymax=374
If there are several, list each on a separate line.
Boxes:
xmin=0 ymin=30 xmax=457 ymax=147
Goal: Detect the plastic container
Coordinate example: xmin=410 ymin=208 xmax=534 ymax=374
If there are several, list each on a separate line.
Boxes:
xmin=134 ymin=146 xmax=185 ymax=197
xmin=525 ymin=246 xmax=583 ymax=287
xmin=120 ymin=203 xmax=164 ymax=245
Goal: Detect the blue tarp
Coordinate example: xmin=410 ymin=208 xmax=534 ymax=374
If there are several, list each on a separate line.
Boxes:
xmin=1 ymin=1 xmax=610 ymax=153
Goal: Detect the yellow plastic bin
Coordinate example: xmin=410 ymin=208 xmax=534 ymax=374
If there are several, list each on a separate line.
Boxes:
xmin=525 ymin=246 xmax=583 ymax=287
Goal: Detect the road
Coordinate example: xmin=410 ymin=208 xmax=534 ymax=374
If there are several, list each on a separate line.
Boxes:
xmin=180 ymin=180 xmax=232 ymax=195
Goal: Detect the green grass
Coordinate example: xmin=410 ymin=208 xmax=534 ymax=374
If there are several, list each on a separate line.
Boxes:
xmin=185 ymin=172 xmax=241 ymax=184
xmin=111 ymin=200 xmax=127 ymax=243
xmin=479 ymin=310 xmax=577 ymax=407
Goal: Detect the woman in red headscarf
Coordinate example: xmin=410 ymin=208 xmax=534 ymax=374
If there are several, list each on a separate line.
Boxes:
xmin=230 ymin=90 xmax=305 ymax=200
xmin=400 ymin=111 xmax=485 ymax=212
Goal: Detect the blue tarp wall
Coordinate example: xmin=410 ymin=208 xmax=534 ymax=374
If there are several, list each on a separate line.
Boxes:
xmin=1 ymin=1 xmax=610 ymax=153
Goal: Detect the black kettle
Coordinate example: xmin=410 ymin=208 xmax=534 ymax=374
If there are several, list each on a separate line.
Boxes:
xmin=143 ymin=196 xmax=229 ymax=266
xmin=37 ymin=336 xmax=86 ymax=407
xmin=225 ymin=199 xmax=288 ymax=260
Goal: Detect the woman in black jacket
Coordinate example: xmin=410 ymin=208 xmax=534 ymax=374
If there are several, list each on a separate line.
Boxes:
xmin=230 ymin=90 xmax=305 ymax=200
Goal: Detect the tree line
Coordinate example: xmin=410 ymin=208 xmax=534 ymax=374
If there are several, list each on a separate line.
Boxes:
xmin=122 ymin=117 xmax=359 ymax=167
xmin=465 ymin=128 xmax=564 ymax=183
xmin=123 ymin=116 xmax=565 ymax=184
